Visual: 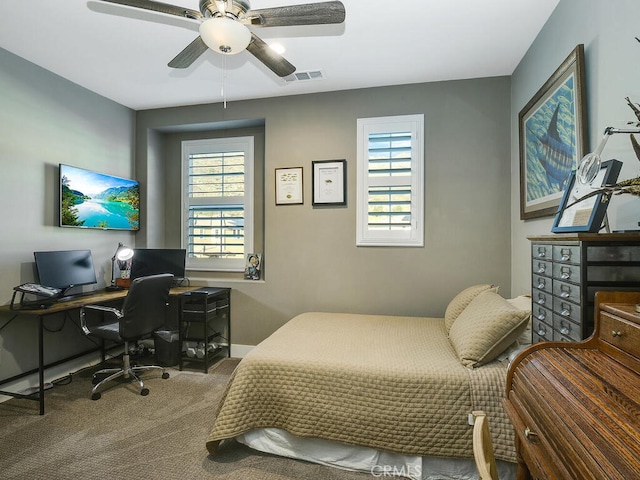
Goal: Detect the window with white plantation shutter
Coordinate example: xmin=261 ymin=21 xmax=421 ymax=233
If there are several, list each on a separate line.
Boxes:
xmin=356 ymin=115 xmax=424 ymax=246
xmin=182 ymin=137 xmax=254 ymax=271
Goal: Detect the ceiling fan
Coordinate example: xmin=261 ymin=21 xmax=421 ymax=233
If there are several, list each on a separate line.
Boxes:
xmin=97 ymin=0 xmax=346 ymax=77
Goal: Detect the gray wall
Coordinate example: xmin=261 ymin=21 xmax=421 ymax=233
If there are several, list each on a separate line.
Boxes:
xmin=137 ymin=77 xmax=513 ymax=346
xmin=0 ymin=47 xmax=135 ymax=380
xmin=510 ymin=0 xmax=640 ymax=295
xmin=0 ymin=44 xmax=513 ymax=381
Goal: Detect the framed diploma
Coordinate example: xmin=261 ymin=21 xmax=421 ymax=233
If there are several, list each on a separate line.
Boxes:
xmin=275 ymin=167 xmax=303 ymax=205
xmin=312 ymin=159 xmax=346 ymax=206
xmin=551 ymin=159 xmax=621 ymax=233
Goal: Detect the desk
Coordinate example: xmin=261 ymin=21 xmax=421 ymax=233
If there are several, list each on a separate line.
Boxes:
xmin=503 ymin=291 xmax=640 ymax=479
xmin=0 ymin=286 xmax=197 ymax=414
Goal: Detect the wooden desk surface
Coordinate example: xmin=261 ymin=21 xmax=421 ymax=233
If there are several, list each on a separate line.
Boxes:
xmin=0 ymin=286 xmax=199 ymax=316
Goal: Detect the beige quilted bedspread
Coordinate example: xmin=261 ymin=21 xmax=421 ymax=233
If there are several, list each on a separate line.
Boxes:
xmin=206 ymin=312 xmax=515 ymax=462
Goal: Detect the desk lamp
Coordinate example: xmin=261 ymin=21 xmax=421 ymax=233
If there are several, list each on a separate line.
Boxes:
xmin=108 ymin=243 xmax=134 ymax=290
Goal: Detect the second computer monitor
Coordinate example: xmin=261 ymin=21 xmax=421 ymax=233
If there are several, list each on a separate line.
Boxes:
xmin=130 ymin=248 xmax=186 ymax=280
xmin=34 ymin=249 xmax=98 ymax=292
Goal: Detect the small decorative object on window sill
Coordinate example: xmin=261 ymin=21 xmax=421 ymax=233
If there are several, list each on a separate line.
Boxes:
xmin=244 ymin=253 xmax=262 ymax=280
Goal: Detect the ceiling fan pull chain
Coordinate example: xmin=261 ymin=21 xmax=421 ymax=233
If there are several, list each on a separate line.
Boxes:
xmin=222 ymin=55 xmax=228 ymax=109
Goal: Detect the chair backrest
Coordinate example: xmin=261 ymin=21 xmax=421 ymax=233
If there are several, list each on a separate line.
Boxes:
xmin=473 ymin=411 xmax=499 ymax=480
xmin=118 ymin=274 xmax=174 ymax=341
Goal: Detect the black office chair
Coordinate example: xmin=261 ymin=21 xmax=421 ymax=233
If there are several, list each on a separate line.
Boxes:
xmin=80 ymin=273 xmax=174 ymax=400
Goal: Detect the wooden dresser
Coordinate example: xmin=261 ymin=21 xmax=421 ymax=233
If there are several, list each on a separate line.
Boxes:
xmin=503 ymin=290 xmax=640 ymax=480
xmin=528 ymin=234 xmax=640 ymax=343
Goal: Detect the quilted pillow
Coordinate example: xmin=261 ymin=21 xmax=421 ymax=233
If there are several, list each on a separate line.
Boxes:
xmin=444 ymin=284 xmax=498 ymax=333
xmin=449 ymin=290 xmax=530 ymax=368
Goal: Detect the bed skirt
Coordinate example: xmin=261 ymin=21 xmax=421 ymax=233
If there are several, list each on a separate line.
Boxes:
xmin=237 ymin=428 xmax=516 ymax=480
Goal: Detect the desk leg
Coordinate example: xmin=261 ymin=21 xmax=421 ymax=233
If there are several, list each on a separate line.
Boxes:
xmin=38 ymin=315 xmax=44 ymax=415
xmin=178 ymin=297 xmax=184 ymax=372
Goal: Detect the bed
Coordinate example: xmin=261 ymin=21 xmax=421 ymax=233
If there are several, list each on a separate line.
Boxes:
xmin=206 ymin=285 xmax=531 ymax=479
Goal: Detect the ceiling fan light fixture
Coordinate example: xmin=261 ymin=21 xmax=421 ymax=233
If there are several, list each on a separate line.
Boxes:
xmin=199 ymin=17 xmax=251 ymax=55
xmin=269 ymin=43 xmax=286 ymax=55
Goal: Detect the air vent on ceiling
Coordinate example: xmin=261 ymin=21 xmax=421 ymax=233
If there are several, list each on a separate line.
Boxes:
xmin=284 ymin=70 xmax=324 ymax=83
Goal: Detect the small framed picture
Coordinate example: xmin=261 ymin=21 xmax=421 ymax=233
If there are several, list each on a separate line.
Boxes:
xmin=312 ymin=159 xmax=346 ymax=206
xmin=551 ymin=159 xmax=622 ymax=233
xmin=244 ymin=253 xmax=262 ymax=280
xmin=275 ymin=167 xmax=303 ymax=205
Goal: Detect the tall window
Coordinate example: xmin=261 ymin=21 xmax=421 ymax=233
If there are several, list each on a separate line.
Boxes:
xmin=356 ymin=114 xmax=424 ymax=247
xmin=182 ymin=137 xmax=254 ymax=271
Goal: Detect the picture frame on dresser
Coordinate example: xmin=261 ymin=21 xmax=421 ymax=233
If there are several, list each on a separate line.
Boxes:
xmin=551 ymin=159 xmax=622 ymax=233
xmin=519 ymin=44 xmax=587 ymax=220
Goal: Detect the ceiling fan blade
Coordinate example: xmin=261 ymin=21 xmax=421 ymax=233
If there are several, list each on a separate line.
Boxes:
xmin=244 ymin=1 xmax=345 ymax=27
xmin=98 ymin=0 xmax=203 ymax=20
xmin=168 ymin=36 xmax=209 ymax=68
xmin=246 ymin=33 xmax=296 ymax=77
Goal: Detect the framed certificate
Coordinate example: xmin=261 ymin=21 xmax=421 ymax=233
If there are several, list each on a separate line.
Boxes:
xmin=275 ymin=167 xmax=303 ymax=205
xmin=551 ymin=159 xmax=621 ymax=233
xmin=312 ymin=160 xmax=346 ymax=206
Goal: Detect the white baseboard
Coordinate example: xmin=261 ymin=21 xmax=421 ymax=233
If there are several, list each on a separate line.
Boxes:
xmin=0 ymin=348 xmax=117 ymax=404
xmin=0 ymin=343 xmax=254 ymax=404
xmin=230 ymin=344 xmax=254 ymax=358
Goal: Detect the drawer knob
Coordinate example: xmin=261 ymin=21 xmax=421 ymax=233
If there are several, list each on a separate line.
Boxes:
xmin=524 ymin=427 xmax=539 ymax=442
xmin=611 ymin=331 xmax=623 ymax=338
xmin=561 ymin=309 xmax=571 ymax=317
xmin=560 ymin=327 xmax=570 ymax=335
xmin=537 ymin=328 xmax=547 ymax=336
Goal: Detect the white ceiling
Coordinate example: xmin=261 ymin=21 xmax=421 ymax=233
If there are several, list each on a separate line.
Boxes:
xmin=0 ymin=0 xmax=559 ymax=111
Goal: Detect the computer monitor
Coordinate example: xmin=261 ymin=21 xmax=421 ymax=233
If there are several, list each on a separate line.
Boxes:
xmin=130 ymin=249 xmax=186 ymax=281
xmin=33 ymin=249 xmax=98 ymax=294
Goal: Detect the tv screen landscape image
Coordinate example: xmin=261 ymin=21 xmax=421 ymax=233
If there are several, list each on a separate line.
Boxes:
xmin=60 ymin=164 xmax=140 ymax=230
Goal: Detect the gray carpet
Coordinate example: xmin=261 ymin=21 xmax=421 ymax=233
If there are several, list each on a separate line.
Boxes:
xmin=0 ymin=357 xmax=370 ymax=479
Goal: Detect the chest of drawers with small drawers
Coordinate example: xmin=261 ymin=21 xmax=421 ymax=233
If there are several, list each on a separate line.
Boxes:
xmin=528 ymin=234 xmax=640 ymax=343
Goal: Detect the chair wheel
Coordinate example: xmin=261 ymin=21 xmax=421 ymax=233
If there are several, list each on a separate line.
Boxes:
xmin=140 ymin=388 xmax=150 ymax=396
xmin=162 ymin=372 xmax=170 ymax=379
xmin=91 ymin=392 xmax=101 ymax=401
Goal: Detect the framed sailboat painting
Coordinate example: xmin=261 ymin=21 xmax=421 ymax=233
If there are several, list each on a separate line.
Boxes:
xmin=519 ymin=44 xmax=587 ymax=220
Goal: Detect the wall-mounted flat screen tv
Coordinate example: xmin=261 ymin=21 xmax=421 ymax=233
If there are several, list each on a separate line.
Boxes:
xmin=59 ymin=164 xmax=140 ymax=230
